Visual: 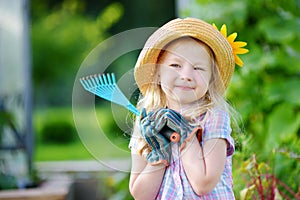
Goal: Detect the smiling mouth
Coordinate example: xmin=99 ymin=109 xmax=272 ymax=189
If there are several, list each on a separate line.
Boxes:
xmin=175 ymin=86 xmax=194 ymax=91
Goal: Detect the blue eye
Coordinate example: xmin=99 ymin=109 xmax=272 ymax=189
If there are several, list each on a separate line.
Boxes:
xmin=170 ymin=64 xmax=181 ymax=68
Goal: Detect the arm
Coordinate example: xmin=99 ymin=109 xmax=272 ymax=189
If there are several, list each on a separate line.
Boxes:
xmin=129 ymin=108 xmax=178 ymax=199
xmin=129 ymin=151 xmax=166 ymax=200
xmin=181 ymin=135 xmax=227 ymax=195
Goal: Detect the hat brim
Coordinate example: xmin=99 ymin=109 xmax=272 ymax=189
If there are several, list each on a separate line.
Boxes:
xmin=134 ymin=18 xmax=234 ymax=96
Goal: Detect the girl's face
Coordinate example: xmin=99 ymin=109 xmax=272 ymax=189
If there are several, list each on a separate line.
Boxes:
xmin=157 ymin=37 xmax=213 ymax=111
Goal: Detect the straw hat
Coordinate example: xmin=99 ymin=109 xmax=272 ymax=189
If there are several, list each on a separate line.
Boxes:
xmin=134 ymin=17 xmax=237 ymax=95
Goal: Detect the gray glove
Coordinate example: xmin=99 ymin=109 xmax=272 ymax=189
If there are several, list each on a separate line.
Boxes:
xmin=140 ymin=108 xmax=201 ymax=165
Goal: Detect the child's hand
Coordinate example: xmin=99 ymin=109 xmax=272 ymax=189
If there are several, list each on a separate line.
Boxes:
xmin=139 ymin=108 xmax=203 ymax=165
xmin=154 ymin=109 xmax=202 ymax=151
xmin=162 ymin=109 xmax=203 ymax=151
xmin=139 ymin=108 xmax=172 ymax=166
xmin=140 ymin=108 xmax=187 ymax=141
xmin=142 ymin=108 xmax=203 ymax=152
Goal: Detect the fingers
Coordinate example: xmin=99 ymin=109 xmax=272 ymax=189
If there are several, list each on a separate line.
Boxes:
xmin=164 ymin=110 xmax=192 ymax=133
xmin=140 ymin=108 xmax=147 ymax=121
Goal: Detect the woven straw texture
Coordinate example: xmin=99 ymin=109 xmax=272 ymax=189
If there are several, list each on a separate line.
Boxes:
xmin=134 ymin=18 xmax=235 ymax=95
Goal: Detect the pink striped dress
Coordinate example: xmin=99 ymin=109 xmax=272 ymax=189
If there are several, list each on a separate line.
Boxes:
xmin=130 ymin=109 xmax=235 ymax=199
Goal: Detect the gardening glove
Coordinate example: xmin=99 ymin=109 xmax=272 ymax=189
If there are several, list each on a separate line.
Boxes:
xmin=139 ymin=108 xmax=172 ymax=166
xmin=140 ymin=108 xmax=200 ymax=165
xmin=152 ymin=108 xmax=203 ymax=152
xmin=178 ymin=125 xmax=203 ymax=152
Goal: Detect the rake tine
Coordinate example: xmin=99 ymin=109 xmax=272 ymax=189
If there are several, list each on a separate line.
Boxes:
xmin=86 ymin=76 xmax=91 ymax=86
xmin=98 ymin=74 xmax=104 ymax=85
xmin=106 ymin=74 xmax=115 ymax=94
xmin=95 ymin=74 xmax=102 ymax=86
xmin=100 ymin=74 xmax=112 ymax=93
xmin=82 ymin=76 xmax=95 ymax=90
xmin=84 ymin=79 xmax=90 ymax=89
xmin=79 ymin=78 xmax=88 ymax=90
xmin=106 ymin=73 xmax=112 ymax=85
xmin=90 ymin=75 xmax=97 ymax=87
xmin=87 ymin=78 xmax=94 ymax=89
xmin=102 ymin=74 xmax=108 ymax=85
xmin=79 ymin=73 xmax=140 ymax=116
xmin=93 ymin=74 xmax=100 ymax=85
xmin=111 ymin=73 xmax=116 ymax=84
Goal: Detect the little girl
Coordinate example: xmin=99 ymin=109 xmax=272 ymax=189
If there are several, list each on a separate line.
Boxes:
xmin=129 ymin=18 xmax=248 ymax=199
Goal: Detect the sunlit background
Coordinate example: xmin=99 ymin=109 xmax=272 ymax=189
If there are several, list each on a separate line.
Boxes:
xmin=0 ymin=0 xmax=299 ymax=199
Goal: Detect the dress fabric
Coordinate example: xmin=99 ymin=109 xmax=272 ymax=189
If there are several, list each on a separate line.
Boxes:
xmin=129 ymin=109 xmax=236 ymax=200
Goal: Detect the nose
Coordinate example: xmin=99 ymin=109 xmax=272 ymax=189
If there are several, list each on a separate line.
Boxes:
xmin=180 ymin=66 xmax=193 ymax=81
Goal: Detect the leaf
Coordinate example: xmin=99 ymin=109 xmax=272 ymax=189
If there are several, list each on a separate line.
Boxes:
xmin=258 ymin=162 xmax=270 ymax=173
xmin=264 ymin=77 xmax=300 ymax=106
xmin=265 ymin=103 xmax=299 ymax=153
xmin=282 ymin=78 xmax=300 ymax=105
xmin=258 ymin=17 xmax=298 ymax=43
xmin=240 ymin=185 xmax=255 ymax=200
xmin=240 ymin=159 xmax=253 ymax=172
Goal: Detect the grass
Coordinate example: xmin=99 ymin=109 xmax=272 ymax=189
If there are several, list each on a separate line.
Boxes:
xmin=34 ymin=106 xmax=132 ymax=161
xmin=35 ymin=141 xmax=92 ymax=161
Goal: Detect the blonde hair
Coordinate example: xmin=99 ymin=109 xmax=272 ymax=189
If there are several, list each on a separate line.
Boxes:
xmin=132 ymin=37 xmax=240 ymax=157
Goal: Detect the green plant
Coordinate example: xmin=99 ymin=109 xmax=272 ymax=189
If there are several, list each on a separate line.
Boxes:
xmin=41 ymin=121 xmax=77 ymax=144
xmin=104 ymin=172 xmax=132 ymax=200
xmin=0 ymin=173 xmax=17 ymax=190
xmin=31 ymin=1 xmax=124 ymax=106
xmin=239 ymin=154 xmax=300 ymax=200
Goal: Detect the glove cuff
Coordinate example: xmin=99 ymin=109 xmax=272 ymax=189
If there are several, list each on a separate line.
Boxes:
xmin=146 ymin=150 xmax=170 ymax=166
xmin=179 ymin=127 xmax=203 ymax=152
xmin=148 ymin=159 xmax=169 ymax=167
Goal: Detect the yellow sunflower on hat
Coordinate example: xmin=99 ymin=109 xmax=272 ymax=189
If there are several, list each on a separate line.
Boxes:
xmin=213 ymin=23 xmax=249 ymax=67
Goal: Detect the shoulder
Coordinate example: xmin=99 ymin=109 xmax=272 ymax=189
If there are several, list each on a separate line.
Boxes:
xmin=204 ymin=108 xmax=231 ymax=132
xmin=202 ymin=108 xmax=235 ymax=156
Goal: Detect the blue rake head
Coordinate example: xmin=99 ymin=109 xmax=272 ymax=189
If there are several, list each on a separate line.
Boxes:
xmin=79 ymin=73 xmax=140 ymax=116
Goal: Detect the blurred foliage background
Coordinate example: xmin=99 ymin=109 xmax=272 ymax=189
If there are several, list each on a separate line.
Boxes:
xmin=31 ymin=0 xmax=175 ymax=106
xmin=29 ymin=0 xmax=299 ymax=199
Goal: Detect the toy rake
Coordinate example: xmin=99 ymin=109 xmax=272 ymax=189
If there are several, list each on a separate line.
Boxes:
xmin=79 ymin=73 xmax=140 ymax=116
xmin=79 ymin=73 xmax=180 ymax=142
